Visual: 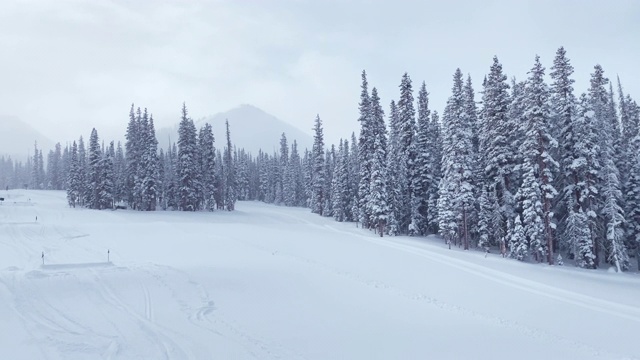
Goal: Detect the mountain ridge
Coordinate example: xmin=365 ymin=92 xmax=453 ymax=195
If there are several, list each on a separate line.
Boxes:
xmin=0 ymin=115 xmax=55 ymax=161
xmin=157 ymin=104 xmax=313 ymax=155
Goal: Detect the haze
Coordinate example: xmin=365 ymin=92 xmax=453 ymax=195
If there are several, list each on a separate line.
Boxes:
xmin=1 ymin=0 xmax=638 ymax=153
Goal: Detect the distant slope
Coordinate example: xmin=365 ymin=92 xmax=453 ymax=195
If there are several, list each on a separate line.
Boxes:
xmin=0 ymin=116 xmax=55 ymax=161
xmin=157 ymin=105 xmax=313 ymax=155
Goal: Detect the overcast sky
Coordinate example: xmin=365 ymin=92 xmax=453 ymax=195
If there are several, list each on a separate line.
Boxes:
xmin=1 ymin=0 xmax=639 ymax=148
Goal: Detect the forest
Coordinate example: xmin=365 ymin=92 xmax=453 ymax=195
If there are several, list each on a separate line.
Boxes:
xmin=1 ymin=47 xmax=639 ymax=271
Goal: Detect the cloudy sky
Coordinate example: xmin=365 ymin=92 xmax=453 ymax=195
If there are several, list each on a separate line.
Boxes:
xmin=1 ymin=0 xmax=639 ymax=147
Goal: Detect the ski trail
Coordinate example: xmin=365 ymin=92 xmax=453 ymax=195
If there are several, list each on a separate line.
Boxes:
xmin=0 ymin=269 xmax=120 ymax=359
xmin=90 ymin=269 xmax=190 ymax=360
xmin=319 ymin=223 xmax=640 ymax=324
xmin=142 ymin=264 xmax=307 ymax=360
xmin=242 ymin=237 xmax=638 ymax=360
xmin=141 ymin=279 xmax=153 ymax=321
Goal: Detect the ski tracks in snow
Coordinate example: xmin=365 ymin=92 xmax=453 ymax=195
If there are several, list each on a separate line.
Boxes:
xmin=243 ymin=224 xmax=640 ymax=360
xmin=90 ymin=268 xmax=190 ymax=360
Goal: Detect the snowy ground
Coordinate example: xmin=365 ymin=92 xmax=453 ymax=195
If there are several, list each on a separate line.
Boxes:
xmin=1 ymin=190 xmax=639 ymax=360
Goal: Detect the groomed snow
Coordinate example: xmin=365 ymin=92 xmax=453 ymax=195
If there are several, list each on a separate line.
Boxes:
xmin=1 ymin=190 xmax=639 ymax=359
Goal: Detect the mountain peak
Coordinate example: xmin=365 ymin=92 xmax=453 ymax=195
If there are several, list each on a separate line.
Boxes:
xmin=0 ymin=115 xmax=55 ymax=161
xmin=158 ymin=105 xmax=313 ymax=155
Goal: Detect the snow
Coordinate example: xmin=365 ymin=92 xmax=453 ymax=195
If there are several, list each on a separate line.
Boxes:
xmin=1 ymin=190 xmax=640 ymax=360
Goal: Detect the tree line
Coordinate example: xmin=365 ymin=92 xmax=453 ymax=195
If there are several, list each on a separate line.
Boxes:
xmin=2 ymin=46 xmax=639 ymax=271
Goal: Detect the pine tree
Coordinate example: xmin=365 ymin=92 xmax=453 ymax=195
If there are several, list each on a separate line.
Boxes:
xmin=588 ymin=64 xmax=618 ymax=267
xmin=66 ymin=141 xmax=81 ymax=207
xmin=199 ymin=123 xmax=216 ymax=211
xmin=397 ymin=72 xmax=416 ymax=234
xmin=114 ymin=142 xmax=126 ymax=205
xmin=365 ymin=87 xmax=390 ymax=233
xmin=223 ymin=120 xmax=236 ymax=211
xmin=369 ymin=109 xmax=390 ymax=236
xmin=427 ymin=111 xmax=442 ymax=234
xmin=410 ymin=81 xmax=432 ymax=236
xmin=597 ymin=82 xmax=629 ymax=271
xmin=310 ymin=115 xmax=325 ymax=215
xmin=322 ymin=147 xmax=335 ymax=217
xmin=98 ymin=141 xmax=116 ymax=209
xmin=480 ymin=56 xmax=514 ymax=246
xmin=332 ymin=140 xmax=348 ymax=222
xmin=510 ymin=215 xmax=527 ymax=261
xmin=31 ymin=142 xmax=44 ymax=190
xmin=349 ymin=132 xmax=360 ymax=222
xmin=177 ymin=103 xmax=200 ymax=211
xmin=357 ymin=71 xmax=373 ymax=228
xmin=438 ymin=69 xmax=475 ymax=249
xmin=140 ymin=114 xmax=159 ymax=211
xmin=46 ymin=143 xmax=63 ymax=190
xmin=623 ymin=98 xmax=640 ymax=269
xmin=386 ymin=100 xmax=401 ymax=235
xmin=88 ymin=128 xmax=102 ymax=209
xmin=568 ymin=94 xmax=600 ymax=268
xmin=125 ymin=105 xmax=140 ymax=209
xmin=285 ymin=140 xmax=303 ymax=206
xmin=517 ymin=55 xmax=558 ymax=264
xmin=550 ymin=46 xmax=578 ymax=253
xmin=463 ymin=75 xmax=481 ymax=244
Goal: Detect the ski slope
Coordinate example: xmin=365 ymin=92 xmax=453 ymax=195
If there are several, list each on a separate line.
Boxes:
xmin=1 ymin=190 xmax=639 ymax=360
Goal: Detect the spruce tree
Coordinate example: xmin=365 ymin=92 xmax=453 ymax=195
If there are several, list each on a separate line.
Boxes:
xmin=397 ymin=72 xmax=416 ymax=234
xmin=518 ymin=56 xmax=558 ymax=264
xmin=386 ymin=100 xmax=401 ymax=235
xmin=568 ymin=94 xmax=600 ymax=268
xmin=310 ymin=115 xmax=325 ymax=215
xmin=357 ymin=71 xmax=373 ymax=227
xmin=410 ymin=81 xmax=432 ymax=236
xmin=223 ymin=120 xmax=236 ymax=211
xmin=480 ymin=56 xmax=514 ymax=246
xmin=369 ymin=110 xmax=390 ymax=236
xmin=88 ymin=128 xmax=102 ymax=209
xmin=140 ymin=114 xmax=159 ymax=211
xmin=125 ymin=105 xmax=140 ymax=209
xmin=177 ymin=103 xmax=199 ymax=211
xmin=510 ymin=215 xmax=527 ymax=261
xmin=98 ymin=141 xmax=116 ymax=209
xmin=550 ymin=46 xmax=578 ymax=253
xmin=199 ymin=123 xmax=216 ymax=211
xmin=67 ymin=141 xmax=81 ymax=207
xmin=331 ymin=140 xmax=347 ymax=222
xmin=427 ymin=111 xmax=442 ymax=234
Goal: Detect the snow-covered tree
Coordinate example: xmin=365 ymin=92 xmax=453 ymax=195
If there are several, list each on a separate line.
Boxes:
xmin=410 ymin=81 xmax=432 ymax=236
xmin=438 ymin=69 xmax=475 ymax=249
xmin=87 ymin=128 xmax=102 ymax=209
xmin=517 ymin=56 xmax=558 ymax=264
xmin=177 ymin=103 xmax=200 ymax=211
xmin=223 ymin=120 xmax=236 ymax=211
xmin=427 ymin=111 xmax=442 ymax=234
xmin=66 ymin=141 xmax=81 ymax=207
xmin=479 ymin=56 xmax=514 ymax=246
xmin=550 ymin=46 xmax=578 ymax=253
xmin=510 ymin=215 xmax=527 ymax=261
xmin=199 ymin=123 xmax=216 ymax=211
xmin=386 ymin=100 xmax=402 ymax=235
xmin=357 ymin=71 xmax=373 ymax=228
xmin=139 ymin=114 xmax=159 ymax=211
xmin=397 ymin=72 xmax=416 ymax=234
xmin=310 ymin=115 xmax=325 ymax=215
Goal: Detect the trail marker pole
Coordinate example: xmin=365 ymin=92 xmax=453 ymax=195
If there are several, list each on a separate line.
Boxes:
xmin=107 ymin=249 xmax=110 ymax=262
xmin=41 ymin=252 xmax=44 ymax=265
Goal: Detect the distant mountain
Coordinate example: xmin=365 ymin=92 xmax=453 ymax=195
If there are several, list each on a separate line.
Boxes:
xmin=0 ymin=116 xmax=55 ymax=161
xmin=156 ymin=105 xmax=313 ymax=155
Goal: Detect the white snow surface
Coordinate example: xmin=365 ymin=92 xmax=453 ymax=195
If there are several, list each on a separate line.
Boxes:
xmin=1 ymin=190 xmax=640 ymax=360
